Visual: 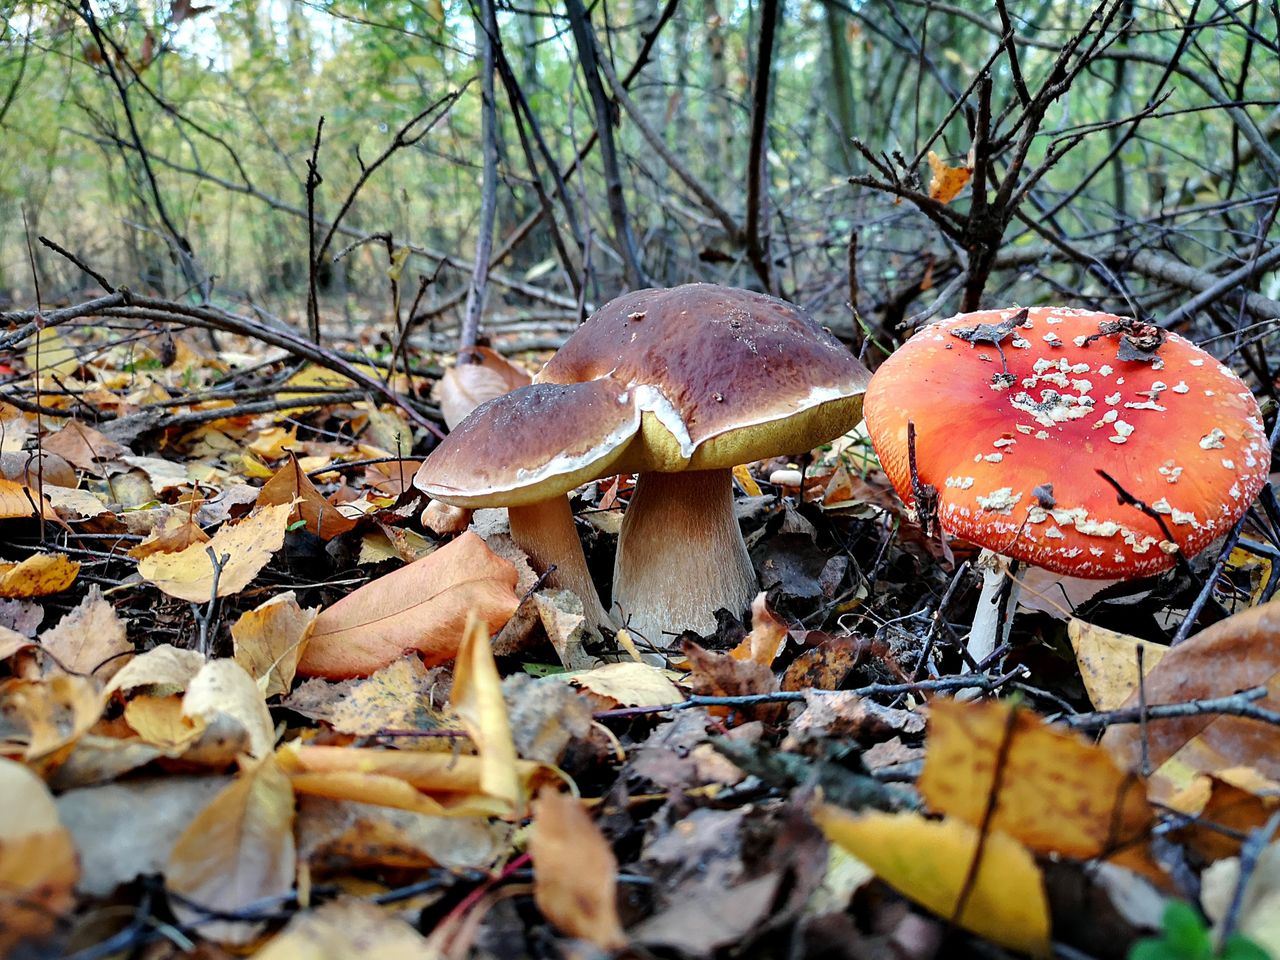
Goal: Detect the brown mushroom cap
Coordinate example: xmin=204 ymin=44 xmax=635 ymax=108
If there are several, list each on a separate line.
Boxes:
xmin=416 ymin=283 xmax=871 ymax=505
xmin=864 ymin=307 xmax=1271 ymax=578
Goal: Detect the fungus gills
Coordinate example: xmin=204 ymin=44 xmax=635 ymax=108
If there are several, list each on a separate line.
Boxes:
xmin=612 ymin=469 xmax=756 ymax=643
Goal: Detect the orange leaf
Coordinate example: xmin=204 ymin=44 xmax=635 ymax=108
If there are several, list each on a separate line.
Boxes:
xmin=529 ymin=788 xmax=628 ymax=950
xmin=257 ymin=455 xmax=357 ymax=540
xmin=730 ymin=592 xmax=788 ymax=666
xmin=297 ymin=531 xmax=519 ymax=678
xmin=927 ymin=150 xmax=973 ymax=204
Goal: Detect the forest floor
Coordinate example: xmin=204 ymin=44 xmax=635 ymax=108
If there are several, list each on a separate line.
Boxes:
xmin=1 ymin=315 xmax=1279 ymax=960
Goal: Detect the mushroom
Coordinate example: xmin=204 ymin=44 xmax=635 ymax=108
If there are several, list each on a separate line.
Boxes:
xmin=863 ymin=306 xmax=1272 ymax=663
xmin=415 ymin=283 xmax=872 ymax=644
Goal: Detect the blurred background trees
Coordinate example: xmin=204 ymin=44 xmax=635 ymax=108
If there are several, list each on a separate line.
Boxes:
xmin=0 ymin=0 xmax=1276 ymax=389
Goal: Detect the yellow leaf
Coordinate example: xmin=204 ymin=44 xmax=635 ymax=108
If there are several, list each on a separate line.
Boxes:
xmin=919 ymin=699 xmax=1154 ymax=869
xmin=0 ymin=758 xmax=79 ymax=955
xmin=247 ymin=424 xmax=298 ymax=460
xmin=136 ymin=502 xmax=291 ymax=602
xmin=104 ymin=643 xmax=206 ymax=699
xmin=816 ymin=806 xmax=1050 ymax=957
xmin=567 ymin=661 xmax=683 ymax=707
xmin=529 ymin=788 xmax=628 ymax=950
xmin=927 ymin=150 xmax=973 ymax=204
xmin=232 ymin=592 xmax=319 ymax=698
xmin=277 ymin=742 xmax=548 ymax=818
xmin=298 ymin=531 xmax=519 ymax=679
xmin=0 ymin=674 xmax=104 ymax=767
xmin=39 ymin=585 xmax=133 ymax=678
xmin=24 ymin=328 xmax=79 ymax=378
xmin=257 ymin=897 xmax=436 ymax=959
xmin=124 ymin=695 xmax=206 ymax=751
xmin=166 ymin=755 xmax=297 ymax=946
xmin=0 ymin=478 xmax=57 ymax=521
xmin=182 ymin=659 xmax=277 ymax=759
xmin=732 ymin=463 xmax=762 ymax=497
xmin=0 ymin=553 xmax=79 ymax=598
xmin=451 ymin=611 xmax=521 ymax=813
xmin=324 ymin=656 xmax=449 ymax=736
xmin=1068 ymin=618 xmax=1167 ymax=710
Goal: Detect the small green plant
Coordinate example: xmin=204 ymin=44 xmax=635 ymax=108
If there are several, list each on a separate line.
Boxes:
xmin=1128 ymin=902 xmax=1269 ymax=960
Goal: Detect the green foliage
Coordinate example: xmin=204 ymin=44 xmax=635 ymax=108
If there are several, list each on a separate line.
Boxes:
xmin=1129 ymin=902 xmax=1270 ymax=960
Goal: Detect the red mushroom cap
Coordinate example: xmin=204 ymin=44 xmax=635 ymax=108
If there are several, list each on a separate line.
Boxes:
xmin=864 ymin=307 xmax=1271 ymax=578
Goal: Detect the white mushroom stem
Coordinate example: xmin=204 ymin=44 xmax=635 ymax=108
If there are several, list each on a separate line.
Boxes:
xmin=507 ymin=497 xmax=613 ymax=632
xmin=967 ymin=550 xmax=1021 ymax=666
xmin=612 ymin=468 xmax=757 ymax=646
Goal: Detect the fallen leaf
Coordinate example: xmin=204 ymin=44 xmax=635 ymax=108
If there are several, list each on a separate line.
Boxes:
xmin=0 ymin=478 xmax=57 ymax=521
xmin=166 ymin=755 xmax=297 ymax=945
xmin=926 ymin=149 xmax=973 ymax=204
xmin=1201 ymin=842 xmax=1280 ymax=958
xmin=434 ymin=347 xmax=532 ymax=429
xmin=298 ymin=531 xmax=519 ymax=678
xmin=782 ymin=691 xmax=924 ymax=749
xmin=284 ymin=657 xmax=449 ymax=736
xmin=0 ymin=673 xmax=104 ymax=766
xmin=278 ymin=741 xmax=548 ymax=817
xmin=529 ymin=787 xmax=627 ymax=950
xmin=41 ymin=420 xmax=127 ymax=475
xmin=0 ymin=449 xmax=76 ymax=488
xmin=1102 ymin=602 xmax=1280 ymax=780
xmin=1069 ymin=618 xmax=1168 ymax=710
xmin=0 ymin=758 xmax=79 ymax=955
xmin=232 ymin=592 xmax=319 ymax=698
xmin=39 ymin=585 xmax=133 ymax=678
xmin=631 ymin=872 xmax=780 ymax=954
xmin=124 ymin=695 xmax=207 ymax=751
xmin=816 ymin=805 xmax=1050 ymax=957
xmin=451 ymin=611 xmax=521 ymax=813
xmin=505 ymin=673 xmax=594 ymax=765
xmin=296 ymin=796 xmax=510 ymax=874
xmin=137 ymin=502 xmax=291 ymax=602
xmin=534 ymin=588 xmax=593 ymax=669
xmin=104 ymin=643 xmax=206 ymax=698
xmin=1169 ymin=767 xmax=1280 ymax=861
xmin=127 ymin=510 xmax=210 ymax=560
xmin=257 ymin=896 xmax=436 ymax=960
xmin=781 ymin=634 xmax=866 ymax=691
xmin=0 ymin=553 xmax=80 ymax=598
xmin=730 ymin=592 xmax=789 ymax=666
xmin=57 ymin=775 xmax=233 ymax=896
xmin=684 ymin=638 xmax=781 ymax=724
xmin=182 ymin=659 xmax=276 ymax=759
xmin=920 ymin=699 xmax=1154 ymax=869
xmin=567 ymin=660 xmax=683 ymax=707
xmin=257 ymin=455 xmax=357 ymax=540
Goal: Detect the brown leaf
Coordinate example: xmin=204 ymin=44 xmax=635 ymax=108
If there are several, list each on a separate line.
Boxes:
xmin=166 ymin=755 xmax=297 ymax=946
xmin=231 ymin=592 xmax=319 ymax=699
xmin=683 ymin=638 xmax=781 ymax=724
xmin=0 ymin=758 xmax=79 ymax=955
xmin=39 ymin=585 xmax=133 ymax=678
xmin=127 ymin=510 xmax=210 ymax=560
xmin=257 ymin=455 xmax=358 ymax=541
xmin=41 ymin=420 xmax=127 ymax=475
xmin=137 ymin=502 xmax=291 ymax=602
xmin=529 ymin=787 xmax=627 ymax=950
xmin=0 ymin=553 xmax=80 ymax=598
xmin=1101 ymin=602 xmax=1280 ymax=780
xmin=0 ymin=450 xmax=76 ymax=489
xmin=298 ymin=531 xmax=519 ymax=679
xmin=781 ymin=634 xmax=866 ymax=691
xmin=433 ymin=347 xmax=533 ymax=429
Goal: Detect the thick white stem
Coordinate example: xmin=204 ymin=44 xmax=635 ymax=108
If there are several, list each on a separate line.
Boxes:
xmin=612 ymin=469 xmax=757 ymax=646
xmin=967 ymin=553 xmax=1006 ymax=666
xmin=508 ymin=498 xmax=613 ymax=632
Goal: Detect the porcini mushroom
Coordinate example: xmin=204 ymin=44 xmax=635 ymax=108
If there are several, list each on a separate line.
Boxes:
xmin=415 ymin=283 xmax=872 ymax=645
xmin=864 ymin=306 xmax=1272 ymax=662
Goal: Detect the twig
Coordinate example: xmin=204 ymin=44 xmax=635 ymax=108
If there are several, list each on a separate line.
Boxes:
xmin=37 ymin=236 xmax=115 ymax=293
xmin=1063 ymin=686 xmax=1280 ymax=731
xmin=192 ymin=548 xmax=230 ymax=657
xmin=1219 ymin=810 xmax=1280 ymax=943
xmin=745 ymin=0 xmax=781 ymax=293
xmin=305 ymin=117 xmax=325 ymax=343
xmin=460 ymin=0 xmax=499 ymax=352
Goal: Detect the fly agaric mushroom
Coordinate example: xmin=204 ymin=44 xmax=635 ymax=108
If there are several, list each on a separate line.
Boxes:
xmin=864 ymin=306 xmax=1271 ymax=662
xmin=415 ymin=283 xmax=872 ymax=644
